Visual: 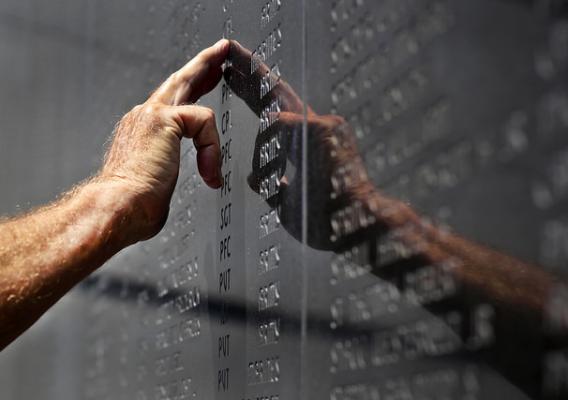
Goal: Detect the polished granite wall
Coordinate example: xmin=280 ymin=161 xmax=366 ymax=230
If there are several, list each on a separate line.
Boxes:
xmin=1 ymin=1 xmax=568 ymax=399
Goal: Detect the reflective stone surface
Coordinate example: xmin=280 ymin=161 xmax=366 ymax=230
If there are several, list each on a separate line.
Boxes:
xmin=1 ymin=1 xmax=568 ymax=399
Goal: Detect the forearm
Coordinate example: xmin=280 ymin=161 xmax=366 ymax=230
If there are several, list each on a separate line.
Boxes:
xmin=0 ymin=41 xmax=228 ymax=350
xmin=357 ymin=188 xmax=557 ymax=396
xmin=0 ymin=179 xmax=134 ymax=349
xmin=361 ymin=188 xmax=555 ymax=315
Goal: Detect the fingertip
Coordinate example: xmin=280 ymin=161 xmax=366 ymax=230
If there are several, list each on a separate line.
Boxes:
xmin=215 ymin=38 xmax=230 ymax=57
xmin=214 ymin=175 xmax=223 ymax=189
xmin=197 ymin=145 xmax=223 ymax=189
xmin=209 ymin=165 xmax=223 ymax=190
xmin=203 ymin=172 xmax=222 ymax=189
xmin=229 ymin=39 xmax=246 ymax=55
xmin=205 ymin=176 xmax=223 ymax=190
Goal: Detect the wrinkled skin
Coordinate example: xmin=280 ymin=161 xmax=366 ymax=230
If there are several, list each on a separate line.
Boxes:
xmin=0 ymin=39 xmax=230 ymax=350
xmin=101 ymin=39 xmax=230 ymax=243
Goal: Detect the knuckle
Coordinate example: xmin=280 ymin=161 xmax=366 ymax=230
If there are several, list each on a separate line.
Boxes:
xmin=204 ymin=107 xmax=216 ymax=121
xmin=130 ymin=103 xmax=166 ymax=130
xmin=131 ymin=104 xmax=144 ymax=113
xmin=141 ymin=103 xmax=163 ymax=118
xmin=169 ymin=71 xmax=181 ymax=84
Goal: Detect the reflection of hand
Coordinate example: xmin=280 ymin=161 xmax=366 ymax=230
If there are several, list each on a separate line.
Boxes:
xmin=272 ymin=112 xmax=376 ymax=250
xmin=100 ymin=40 xmax=229 ymax=243
xmin=226 ymin=40 xmax=564 ymax=400
xmin=226 ymin=41 xmax=376 ymax=249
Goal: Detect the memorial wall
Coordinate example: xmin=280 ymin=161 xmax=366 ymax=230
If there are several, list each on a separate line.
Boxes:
xmin=1 ymin=1 xmax=568 ymax=399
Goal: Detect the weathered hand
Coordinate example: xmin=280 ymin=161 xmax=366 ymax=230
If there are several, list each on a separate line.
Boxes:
xmin=0 ymin=40 xmax=231 ymax=349
xmin=99 ymin=39 xmax=230 ymax=243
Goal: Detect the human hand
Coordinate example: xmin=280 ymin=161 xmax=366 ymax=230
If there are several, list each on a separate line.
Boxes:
xmin=226 ymin=40 xmax=374 ymax=249
xmin=98 ymin=39 xmax=230 ymax=243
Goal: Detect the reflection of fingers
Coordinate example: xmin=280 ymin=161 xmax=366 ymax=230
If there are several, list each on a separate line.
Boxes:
xmin=279 ymin=111 xmax=349 ymax=145
xmin=278 ymin=111 xmax=303 ymax=127
xmin=247 ymin=172 xmax=259 ymax=193
xmin=225 ymin=66 xmax=262 ymax=114
xmin=278 ymin=111 xmax=339 ymax=132
xmin=151 ymin=39 xmax=230 ymax=106
xmin=228 ymin=40 xmax=254 ymax=75
xmin=251 ymin=112 xmax=301 ymax=169
xmin=246 ymin=172 xmax=289 ymax=192
xmin=265 ymin=175 xmax=289 ymax=209
xmin=270 ymin=175 xmax=292 ymax=209
xmin=168 ymin=105 xmax=222 ymax=188
xmin=229 ymin=40 xmax=273 ymax=80
xmin=227 ymin=40 xmax=308 ymax=115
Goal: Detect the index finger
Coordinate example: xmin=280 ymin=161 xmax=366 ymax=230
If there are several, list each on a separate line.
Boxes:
xmin=226 ymin=40 xmax=313 ymax=116
xmin=151 ymin=39 xmax=230 ymax=106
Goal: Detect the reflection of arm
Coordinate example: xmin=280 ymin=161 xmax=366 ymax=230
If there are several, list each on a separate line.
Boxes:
xmin=227 ymin=37 xmax=555 ymax=320
xmin=351 ymin=181 xmax=555 ymax=397
xmin=228 ymin=38 xmax=556 ymax=320
xmin=358 ymin=187 xmax=554 ymax=317
xmin=228 ymin=37 xmax=555 ymax=397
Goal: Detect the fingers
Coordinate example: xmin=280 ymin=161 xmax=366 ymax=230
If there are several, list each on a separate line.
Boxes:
xmin=226 ymin=64 xmax=263 ymax=114
xmin=167 ymin=105 xmax=223 ymax=188
xmin=226 ymin=40 xmax=310 ymax=116
xmin=152 ymin=39 xmax=230 ymax=106
xmin=278 ymin=111 xmax=304 ymax=127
